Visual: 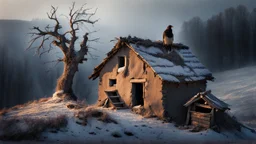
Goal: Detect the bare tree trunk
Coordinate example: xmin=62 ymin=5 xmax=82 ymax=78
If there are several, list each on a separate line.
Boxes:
xmin=56 ymin=58 xmax=78 ymax=100
xmin=28 ymin=3 xmax=98 ymax=101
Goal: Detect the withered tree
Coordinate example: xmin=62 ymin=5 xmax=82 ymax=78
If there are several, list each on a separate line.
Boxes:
xmin=28 ymin=3 xmax=98 ymax=100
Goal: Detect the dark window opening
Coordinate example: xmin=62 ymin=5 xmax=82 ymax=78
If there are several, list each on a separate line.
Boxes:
xmin=132 ymin=83 xmax=144 ymax=106
xmin=118 ymin=56 xmax=125 ymax=68
xmin=109 ymin=79 xmax=117 ymax=87
xmin=195 ymin=105 xmax=211 ymax=113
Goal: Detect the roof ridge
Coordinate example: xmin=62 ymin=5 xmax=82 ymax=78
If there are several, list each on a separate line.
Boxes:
xmin=200 ymin=90 xmax=212 ymax=95
xmin=119 ymin=36 xmax=189 ymax=49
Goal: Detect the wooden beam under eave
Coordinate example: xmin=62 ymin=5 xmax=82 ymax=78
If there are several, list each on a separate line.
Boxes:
xmin=195 ymin=103 xmax=212 ymax=109
xmin=130 ymin=79 xmax=147 ymax=83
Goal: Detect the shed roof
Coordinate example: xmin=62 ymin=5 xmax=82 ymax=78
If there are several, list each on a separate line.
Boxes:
xmin=184 ymin=90 xmax=230 ymax=111
xmin=89 ymin=36 xmax=214 ymax=83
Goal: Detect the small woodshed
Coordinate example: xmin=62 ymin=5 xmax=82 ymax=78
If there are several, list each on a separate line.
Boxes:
xmin=89 ymin=36 xmax=214 ymax=124
xmin=184 ymin=90 xmax=230 ymax=128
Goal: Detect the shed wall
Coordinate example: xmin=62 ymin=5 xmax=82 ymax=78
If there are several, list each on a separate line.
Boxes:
xmin=162 ymin=82 xmax=207 ymax=124
xmin=98 ymin=46 xmax=164 ymax=118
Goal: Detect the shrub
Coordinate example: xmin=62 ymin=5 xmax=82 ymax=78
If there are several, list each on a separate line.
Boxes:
xmin=0 ymin=108 xmax=8 ymax=117
xmin=74 ymin=106 xmax=118 ymax=125
xmin=66 ymin=103 xmax=83 ymax=110
xmin=0 ymin=115 xmax=68 ymax=141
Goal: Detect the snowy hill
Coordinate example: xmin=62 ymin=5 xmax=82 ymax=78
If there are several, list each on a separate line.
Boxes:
xmin=208 ymin=65 xmax=256 ymax=129
xmin=0 ymin=98 xmax=255 ymax=143
xmin=0 ymin=66 xmax=256 ymax=143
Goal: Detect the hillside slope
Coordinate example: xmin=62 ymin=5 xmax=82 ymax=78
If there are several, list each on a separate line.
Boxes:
xmin=208 ymin=65 xmax=256 ymax=128
xmin=0 ymin=97 xmax=255 ymax=143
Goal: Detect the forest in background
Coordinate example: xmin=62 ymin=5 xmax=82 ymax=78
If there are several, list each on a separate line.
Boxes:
xmin=180 ymin=5 xmax=256 ymax=72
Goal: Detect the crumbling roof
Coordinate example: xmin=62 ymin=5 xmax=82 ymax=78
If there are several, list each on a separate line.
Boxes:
xmin=89 ymin=36 xmax=213 ymax=83
xmin=184 ymin=90 xmax=230 ymax=111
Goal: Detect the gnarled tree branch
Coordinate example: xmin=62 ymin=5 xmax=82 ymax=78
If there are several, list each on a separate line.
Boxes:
xmin=27 ymin=2 xmax=99 ymax=100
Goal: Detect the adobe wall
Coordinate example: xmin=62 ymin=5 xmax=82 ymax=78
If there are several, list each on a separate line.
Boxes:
xmin=98 ymin=46 xmax=164 ymax=118
xmin=162 ymin=81 xmax=207 ymax=124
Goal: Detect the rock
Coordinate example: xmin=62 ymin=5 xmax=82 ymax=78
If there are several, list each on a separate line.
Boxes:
xmin=124 ymin=131 xmax=134 ymax=136
xmin=111 ymin=131 xmax=122 ymax=138
xmin=89 ymin=132 xmax=96 ymax=135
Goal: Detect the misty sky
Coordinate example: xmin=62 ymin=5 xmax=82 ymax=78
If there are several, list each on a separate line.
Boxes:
xmin=1 ymin=0 xmax=256 ymax=51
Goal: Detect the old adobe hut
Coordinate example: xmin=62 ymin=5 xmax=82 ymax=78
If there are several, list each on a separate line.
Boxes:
xmin=89 ymin=36 xmax=214 ymax=124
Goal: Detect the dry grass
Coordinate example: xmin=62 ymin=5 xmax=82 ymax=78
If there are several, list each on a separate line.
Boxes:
xmin=0 ymin=108 xmax=8 ymax=117
xmin=66 ymin=100 xmax=87 ymax=110
xmin=74 ymin=106 xmax=118 ymax=125
xmin=132 ymin=105 xmax=156 ymax=119
xmin=0 ymin=97 xmax=51 ymax=117
xmin=0 ymin=115 xmax=67 ymax=141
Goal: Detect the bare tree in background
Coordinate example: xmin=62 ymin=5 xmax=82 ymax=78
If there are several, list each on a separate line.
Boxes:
xmin=28 ymin=3 xmax=98 ymax=100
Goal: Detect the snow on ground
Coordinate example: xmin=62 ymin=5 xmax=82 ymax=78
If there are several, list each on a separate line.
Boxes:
xmin=208 ymin=65 xmax=256 ymax=129
xmin=0 ymin=96 xmax=255 ymax=143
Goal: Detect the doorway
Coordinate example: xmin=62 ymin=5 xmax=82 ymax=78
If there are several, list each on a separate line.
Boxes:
xmin=132 ymin=83 xmax=144 ymax=106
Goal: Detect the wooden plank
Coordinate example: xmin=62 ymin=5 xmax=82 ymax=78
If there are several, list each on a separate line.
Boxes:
xmin=130 ymin=79 xmax=146 ymax=83
xmin=192 ymin=121 xmax=210 ymax=128
xmin=191 ymin=116 xmax=210 ymax=122
xmin=191 ymin=111 xmax=211 ymax=117
xmin=191 ymin=113 xmax=211 ymax=118
xmin=190 ymin=111 xmax=211 ymax=118
xmin=191 ymin=118 xmax=210 ymax=125
xmin=191 ymin=117 xmax=210 ymax=122
xmin=112 ymin=102 xmax=124 ymax=105
xmin=192 ymin=121 xmax=199 ymax=126
xmin=191 ymin=119 xmax=210 ymax=125
xmin=184 ymin=96 xmax=201 ymax=107
xmin=195 ymin=103 xmax=212 ymax=109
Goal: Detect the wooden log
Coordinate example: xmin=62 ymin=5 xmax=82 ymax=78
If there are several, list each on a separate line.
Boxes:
xmin=190 ymin=111 xmax=211 ymax=118
xmin=192 ymin=121 xmax=210 ymax=128
xmin=192 ymin=121 xmax=199 ymax=126
xmin=191 ymin=115 xmax=211 ymax=121
xmin=195 ymin=119 xmax=210 ymax=126
xmin=191 ymin=117 xmax=210 ymax=123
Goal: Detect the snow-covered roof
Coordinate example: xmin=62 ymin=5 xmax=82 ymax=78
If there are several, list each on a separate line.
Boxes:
xmin=184 ymin=90 xmax=230 ymax=111
xmin=89 ymin=36 xmax=213 ymax=83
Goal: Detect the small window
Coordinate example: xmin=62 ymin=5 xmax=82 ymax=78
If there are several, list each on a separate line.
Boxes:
xmin=109 ymin=79 xmax=117 ymax=87
xmin=118 ymin=56 xmax=125 ymax=68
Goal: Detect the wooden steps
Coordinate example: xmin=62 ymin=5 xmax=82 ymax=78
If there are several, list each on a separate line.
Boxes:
xmin=105 ymin=90 xmax=126 ymax=109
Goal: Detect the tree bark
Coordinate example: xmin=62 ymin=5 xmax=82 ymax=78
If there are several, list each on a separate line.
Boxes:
xmin=56 ymin=57 xmax=78 ymax=100
xmin=28 ymin=3 xmax=98 ymax=101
